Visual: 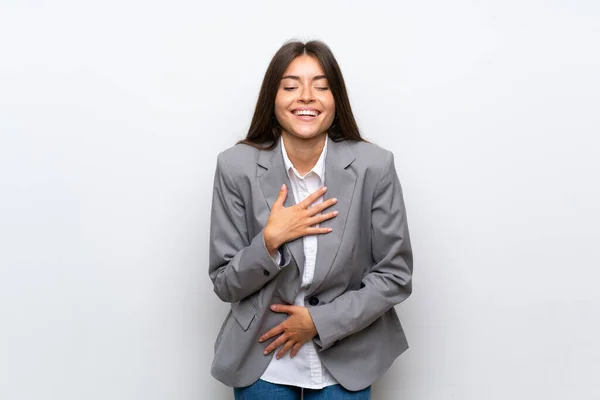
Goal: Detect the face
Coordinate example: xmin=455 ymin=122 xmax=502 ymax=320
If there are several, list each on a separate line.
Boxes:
xmin=274 ymin=55 xmax=336 ymax=140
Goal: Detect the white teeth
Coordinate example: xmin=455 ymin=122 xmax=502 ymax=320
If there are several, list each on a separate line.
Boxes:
xmin=294 ymin=110 xmax=319 ymax=116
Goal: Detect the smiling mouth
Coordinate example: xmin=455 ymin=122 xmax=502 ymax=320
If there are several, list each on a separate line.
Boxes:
xmin=291 ymin=109 xmax=321 ymax=117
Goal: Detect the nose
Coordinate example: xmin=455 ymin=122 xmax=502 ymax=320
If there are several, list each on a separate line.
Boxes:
xmin=298 ymin=85 xmax=315 ymax=103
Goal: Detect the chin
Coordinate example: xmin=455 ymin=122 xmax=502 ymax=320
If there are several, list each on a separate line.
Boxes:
xmin=292 ymin=132 xmax=322 ymax=140
xmin=288 ymin=127 xmax=325 ymax=139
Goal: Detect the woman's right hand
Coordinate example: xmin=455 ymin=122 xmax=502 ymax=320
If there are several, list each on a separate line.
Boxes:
xmin=263 ymin=184 xmax=338 ymax=256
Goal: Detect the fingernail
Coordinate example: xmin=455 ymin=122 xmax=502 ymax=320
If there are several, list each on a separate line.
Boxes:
xmin=281 ymin=184 xmax=285 ymax=190
xmin=322 ymin=186 xmax=327 ymax=192
xmin=270 ymin=305 xmax=276 ymax=310
xmin=264 ymin=351 xmax=268 ymax=355
xmin=333 ymin=211 xmax=339 ymax=216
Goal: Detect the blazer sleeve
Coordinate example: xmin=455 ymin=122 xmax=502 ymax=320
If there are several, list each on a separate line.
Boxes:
xmin=309 ymin=151 xmax=413 ymax=350
xmin=208 ymin=152 xmax=292 ymax=303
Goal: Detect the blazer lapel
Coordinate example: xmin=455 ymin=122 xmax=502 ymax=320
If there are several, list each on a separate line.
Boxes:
xmin=257 ymin=136 xmax=357 ymax=296
xmin=257 ymin=140 xmax=306 ymax=278
xmin=308 ymin=136 xmax=357 ymax=295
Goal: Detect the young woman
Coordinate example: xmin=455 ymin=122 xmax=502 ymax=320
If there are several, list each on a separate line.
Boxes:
xmin=208 ymin=40 xmax=413 ymax=400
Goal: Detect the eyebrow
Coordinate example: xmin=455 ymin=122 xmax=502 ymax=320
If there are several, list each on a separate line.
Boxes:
xmin=281 ymin=75 xmax=328 ymax=82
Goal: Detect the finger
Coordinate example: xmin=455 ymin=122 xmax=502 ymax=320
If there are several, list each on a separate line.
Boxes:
xmin=264 ymin=333 xmax=288 ymax=355
xmin=259 ymin=323 xmax=285 ymax=343
xmin=306 ymin=211 xmax=338 ymax=226
xmin=290 ymin=342 xmax=304 ymax=358
xmin=298 ymin=186 xmax=327 ymax=209
xmin=276 ymin=339 xmax=296 ymax=359
xmin=270 ymin=304 xmax=296 ymax=314
xmin=273 ymin=184 xmax=288 ymax=208
xmin=307 ymin=197 xmax=338 ymax=216
xmin=305 ymin=227 xmax=333 ymax=235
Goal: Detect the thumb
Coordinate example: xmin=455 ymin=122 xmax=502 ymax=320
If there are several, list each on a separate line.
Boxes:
xmin=273 ymin=184 xmax=287 ymax=208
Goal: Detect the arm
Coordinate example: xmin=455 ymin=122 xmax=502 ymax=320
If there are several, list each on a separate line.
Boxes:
xmin=208 ymin=152 xmax=291 ymax=303
xmin=309 ymin=151 xmax=413 ymax=350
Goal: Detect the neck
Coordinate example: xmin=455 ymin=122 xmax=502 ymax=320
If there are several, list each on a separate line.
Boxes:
xmin=281 ymin=132 xmax=327 ymax=176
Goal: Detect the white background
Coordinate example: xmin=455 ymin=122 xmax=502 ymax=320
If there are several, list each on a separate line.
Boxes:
xmin=1 ymin=1 xmax=599 ymax=399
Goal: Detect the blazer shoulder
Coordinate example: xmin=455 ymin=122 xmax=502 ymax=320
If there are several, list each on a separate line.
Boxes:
xmin=347 ymin=139 xmax=393 ymax=172
xmin=216 ymin=142 xmax=261 ymax=177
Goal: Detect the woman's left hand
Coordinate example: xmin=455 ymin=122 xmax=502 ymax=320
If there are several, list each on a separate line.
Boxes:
xmin=259 ymin=304 xmax=318 ymax=359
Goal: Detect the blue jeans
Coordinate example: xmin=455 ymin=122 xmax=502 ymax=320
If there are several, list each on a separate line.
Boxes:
xmin=234 ymin=379 xmax=371 ymax=400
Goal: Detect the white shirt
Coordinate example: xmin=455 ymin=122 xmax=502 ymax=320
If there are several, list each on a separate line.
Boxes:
xmin=260 ymin=135 xmax=338 ymax=389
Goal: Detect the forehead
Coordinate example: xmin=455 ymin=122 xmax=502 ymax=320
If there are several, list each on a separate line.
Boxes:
xmin=282 ymin=55 xmax=325 ymax=77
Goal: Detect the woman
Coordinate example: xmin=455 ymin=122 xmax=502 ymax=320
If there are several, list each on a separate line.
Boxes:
xmin=208 ymin=40 xmax=413 ymax=400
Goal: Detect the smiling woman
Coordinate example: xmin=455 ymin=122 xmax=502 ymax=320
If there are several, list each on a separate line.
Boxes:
xmin=238 ymin=40 xmax=362 ymax=151
xmin=209 ymin=40 xmax=413 ymax=400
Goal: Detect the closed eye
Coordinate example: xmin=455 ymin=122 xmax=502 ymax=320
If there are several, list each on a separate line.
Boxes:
xmin=282 ymin=87 xmax=328 ymax=91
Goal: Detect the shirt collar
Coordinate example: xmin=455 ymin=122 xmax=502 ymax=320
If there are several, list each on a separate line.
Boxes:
xmin=280 ymin=134 xmax=328 ymax=181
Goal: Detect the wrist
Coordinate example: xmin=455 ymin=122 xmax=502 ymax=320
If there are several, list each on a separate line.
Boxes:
xmin=263 ymin=230 xmax=280 ymax=257
xmin=306 ymin=310 xmax=318 ymax=337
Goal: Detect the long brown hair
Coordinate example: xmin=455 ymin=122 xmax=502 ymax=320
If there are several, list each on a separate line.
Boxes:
xmin=237 ymin=40 xmax=365 ymax=150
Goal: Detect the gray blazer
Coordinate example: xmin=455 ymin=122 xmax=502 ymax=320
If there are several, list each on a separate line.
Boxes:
xmin=208 ymin=135 xmax=413 ymax=391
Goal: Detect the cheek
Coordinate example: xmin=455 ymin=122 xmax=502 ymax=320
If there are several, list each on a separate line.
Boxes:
xmin=321 ymin=94 xmax=335 ymax=115
xmin=273 ymin=97 xmax=283 ymax=114
xmin=324 ymin=112 xmax=335 ymax=127
xmin=274 ymin=107 xmax=289 ymax=125
xmin=274 ymin=93 xmax=292 ymax=116
xmin=323 ymin=98 xmax=336 ymax=123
